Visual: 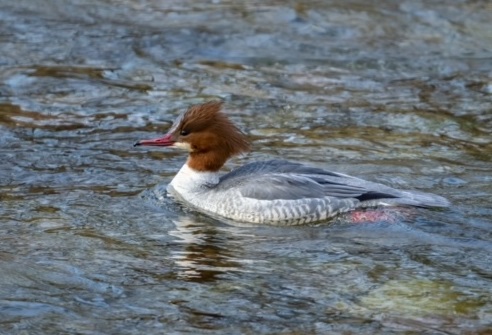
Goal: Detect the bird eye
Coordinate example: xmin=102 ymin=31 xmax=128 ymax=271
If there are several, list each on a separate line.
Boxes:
xmin=180 ymin=129 xmax=190 ymax=136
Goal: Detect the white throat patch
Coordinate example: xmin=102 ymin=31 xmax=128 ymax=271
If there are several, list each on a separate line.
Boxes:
xmin=173 ymin=141 xmax=192 ymax=152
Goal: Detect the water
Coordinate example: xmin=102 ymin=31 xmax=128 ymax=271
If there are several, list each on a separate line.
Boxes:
xmin=1 ymin=0 xmax=491 ymax=333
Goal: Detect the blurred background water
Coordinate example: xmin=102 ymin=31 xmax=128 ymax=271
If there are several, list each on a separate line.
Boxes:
xmin=1 ymin=0 xmax=491 ymax=334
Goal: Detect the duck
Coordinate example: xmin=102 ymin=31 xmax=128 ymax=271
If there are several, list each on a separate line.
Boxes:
xmin=135 ymin=101 xmax=449 ymax=224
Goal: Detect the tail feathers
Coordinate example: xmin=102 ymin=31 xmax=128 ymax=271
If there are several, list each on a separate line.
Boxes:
xmin=359 ymin=190 xmax=450 ymax=209
xmin=396 ymin=190 xmax=450 ymax=208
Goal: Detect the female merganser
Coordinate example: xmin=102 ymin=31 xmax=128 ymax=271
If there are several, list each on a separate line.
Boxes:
xmin=135 ymin=101 xmax=449 ymax=224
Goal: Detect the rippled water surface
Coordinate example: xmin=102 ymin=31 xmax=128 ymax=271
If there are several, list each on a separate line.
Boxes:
xmin=1 ymin=0 xmax=492 ymax=334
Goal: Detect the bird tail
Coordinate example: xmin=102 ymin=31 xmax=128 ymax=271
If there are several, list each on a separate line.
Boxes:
xmin=396 ymin=190 xmax=450 ymax=208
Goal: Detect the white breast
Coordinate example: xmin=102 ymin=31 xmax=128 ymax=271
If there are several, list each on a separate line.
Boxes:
xmin=169 ymin=163 xmax=220 ymax=195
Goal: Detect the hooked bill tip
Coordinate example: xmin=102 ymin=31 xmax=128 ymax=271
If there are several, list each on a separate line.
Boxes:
xmin=133 ymin=141 xmax=141 ymax=147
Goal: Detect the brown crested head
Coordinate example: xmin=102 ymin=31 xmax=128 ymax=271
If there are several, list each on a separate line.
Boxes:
xmin=155 ymin=101 xmax=250 ymax=171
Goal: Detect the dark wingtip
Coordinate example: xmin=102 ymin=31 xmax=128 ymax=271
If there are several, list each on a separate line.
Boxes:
xmin=133 ymin=141 xmax=141 ymax=147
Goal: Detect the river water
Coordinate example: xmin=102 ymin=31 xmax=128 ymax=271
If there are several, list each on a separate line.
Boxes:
xmin=1 ymin=0 xmax=491 ymax=334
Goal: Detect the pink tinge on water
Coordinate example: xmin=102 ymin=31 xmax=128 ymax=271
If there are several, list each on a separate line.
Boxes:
xmin=348 ymin=208 xmax=416 ymax=224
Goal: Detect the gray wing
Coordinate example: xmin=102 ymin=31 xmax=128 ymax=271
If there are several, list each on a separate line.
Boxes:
xmin=216 ymin=160 xmax=449 ymax=207
xmin=217 ymin=160 xmax=398 ymax=201
xmin=220 ymin=159 xmax=342 ymax=180
xmin=235 ymin=173 xmax=392 ymax=201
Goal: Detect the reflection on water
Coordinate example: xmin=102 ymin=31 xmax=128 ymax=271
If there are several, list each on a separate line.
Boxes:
xmin=1 ymin=0 xmax=492 ymax=333
xmin=169 ymin=217 xmax=254 ymax=282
